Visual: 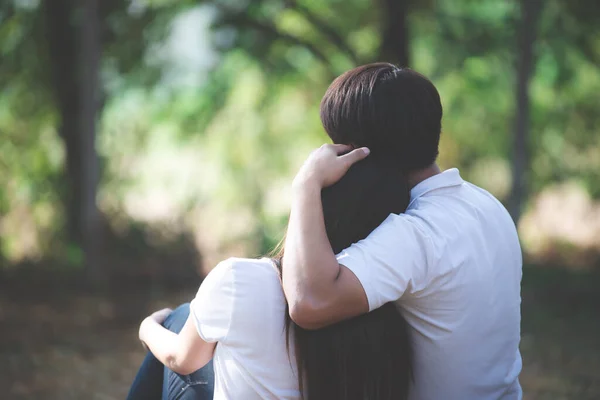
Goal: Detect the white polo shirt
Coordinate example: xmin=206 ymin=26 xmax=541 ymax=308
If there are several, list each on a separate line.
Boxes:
xmin=337 ymin=168 xmax=523 ymax=400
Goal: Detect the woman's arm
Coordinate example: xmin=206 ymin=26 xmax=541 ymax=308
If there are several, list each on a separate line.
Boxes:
xmin=139 ymin=309 xmax=215 ymax=376
xmin=139 ymin=260 xmax=235 ymax=374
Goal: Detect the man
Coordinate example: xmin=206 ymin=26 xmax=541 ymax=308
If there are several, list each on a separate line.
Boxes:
xmin=283 ymin=63 xmax=523 ymax=399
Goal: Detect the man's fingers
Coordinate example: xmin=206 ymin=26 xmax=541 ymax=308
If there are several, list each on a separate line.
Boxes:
xmin=339 ymin=147 xmax=370 ymax=167
xmin=329 ymin=143 xmax=354 ymax=155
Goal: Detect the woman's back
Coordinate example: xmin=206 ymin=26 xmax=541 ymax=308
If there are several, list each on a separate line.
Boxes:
xmin=189 ymin=257 xmax=300 ymax=400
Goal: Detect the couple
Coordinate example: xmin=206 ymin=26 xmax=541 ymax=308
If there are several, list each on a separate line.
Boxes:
xmin=127 ymin=63 xmax=523 ymax=400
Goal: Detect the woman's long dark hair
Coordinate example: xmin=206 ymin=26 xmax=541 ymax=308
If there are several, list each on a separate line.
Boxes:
xmin=272 ymin=63 xmax=417 ymax=400
xmin=273 ymin=158 xmax=412 ymax=400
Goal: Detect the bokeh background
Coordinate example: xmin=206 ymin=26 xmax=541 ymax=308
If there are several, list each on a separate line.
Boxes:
xmin=1 ymin=0 xmax=599 ymax=398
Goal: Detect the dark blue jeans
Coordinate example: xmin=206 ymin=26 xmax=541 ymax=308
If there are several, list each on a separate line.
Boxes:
xmin=127 ymin=303 xmax=215 ymax=400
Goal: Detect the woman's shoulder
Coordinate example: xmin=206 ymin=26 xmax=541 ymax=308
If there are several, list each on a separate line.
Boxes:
xmin=194 ymin=257 xmax=282 ymax=319
xmin=207 ymin=258 xmax=285 ymax=328
xmin=214 ymin=257 xmax=278 ymax=274
xmin=210 ymin=257 xmax=281 ymax=291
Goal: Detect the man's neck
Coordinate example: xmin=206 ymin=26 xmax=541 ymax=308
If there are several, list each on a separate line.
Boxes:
xmin=407 ymin=163 xmax=441 ymax=190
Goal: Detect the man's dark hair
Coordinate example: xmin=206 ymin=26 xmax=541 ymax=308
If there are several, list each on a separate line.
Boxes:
xmin=320 ymin=62 xmax=443 ymax=171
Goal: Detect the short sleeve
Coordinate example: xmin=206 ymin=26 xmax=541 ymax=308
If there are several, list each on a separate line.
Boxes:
xmin=336 ymin=214 xmax=430 ymax=311
xmin=189 ymin=259 xmax=236 ymax=343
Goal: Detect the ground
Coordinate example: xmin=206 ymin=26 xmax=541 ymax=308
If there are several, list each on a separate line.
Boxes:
xmin=1 ymin=266 xmax=599 ymax=400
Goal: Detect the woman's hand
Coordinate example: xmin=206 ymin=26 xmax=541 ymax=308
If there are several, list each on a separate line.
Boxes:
xmin=293 ymin=144 xmax=370 ymax=190
xmin=139 ymin=308 xmax=173 ymax=349
xmin=148 ymin=308 xmax=173 ymax=324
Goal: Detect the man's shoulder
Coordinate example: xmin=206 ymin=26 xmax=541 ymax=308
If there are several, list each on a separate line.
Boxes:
xmin=461 ymin=181 xmax=516 ymax=225
xmin=403 ymin=179 xmax=515 ymax=242
xmin=462 ymin=180 xmax=506 ymax=203
xmin=366 ymin=213 xmax=435 ymax=256
xmin=376 ymin=212 xmax=430 ymax=234
xmin=409 ymin=179 xmax=508 ymax=215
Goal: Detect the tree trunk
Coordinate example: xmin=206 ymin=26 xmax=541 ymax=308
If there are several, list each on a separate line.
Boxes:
xmin=43 ymin=0 xmax=82 ymax=245
xmin=379 ymin=0 xmax=410 ymax=67
xmin=43 ymin=0 xmax=103 ymax=280
xmin=79 ymin=0 xmax=103 ymax=282
xmin=509 ymin=0 xmax=543 ymax=223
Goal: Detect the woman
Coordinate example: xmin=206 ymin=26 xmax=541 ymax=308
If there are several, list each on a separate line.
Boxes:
xmin=128 ymin=63 xmax=413 ymax=400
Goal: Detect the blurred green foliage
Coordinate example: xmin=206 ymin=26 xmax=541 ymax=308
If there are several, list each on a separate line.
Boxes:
xmin=0 ymin=0 xmax=599 ymax=266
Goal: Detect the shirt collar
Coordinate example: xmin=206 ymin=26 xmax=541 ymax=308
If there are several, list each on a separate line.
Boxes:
xmin=409 ymin=168 xmax=464 ymax=206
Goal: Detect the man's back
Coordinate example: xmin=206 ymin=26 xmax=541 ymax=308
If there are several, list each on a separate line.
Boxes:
xmin=337 ymin=169 xmax=522 ymax=399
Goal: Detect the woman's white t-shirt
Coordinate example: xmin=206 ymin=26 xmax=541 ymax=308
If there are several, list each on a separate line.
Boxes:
xmin=189 ymin=257 xmax=300 ymax=400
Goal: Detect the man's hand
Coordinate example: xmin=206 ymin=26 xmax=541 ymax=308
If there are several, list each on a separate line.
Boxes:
xmin=294 ymin=144 xmax=370 ymax=190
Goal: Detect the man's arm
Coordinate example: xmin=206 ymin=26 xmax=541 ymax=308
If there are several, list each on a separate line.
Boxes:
xmin=283 ymin=144 xmax=370 ymax=329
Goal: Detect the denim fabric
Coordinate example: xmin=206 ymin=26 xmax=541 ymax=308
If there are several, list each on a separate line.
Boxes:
xmin=127 ymin=303 xmax=215 ymax=400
